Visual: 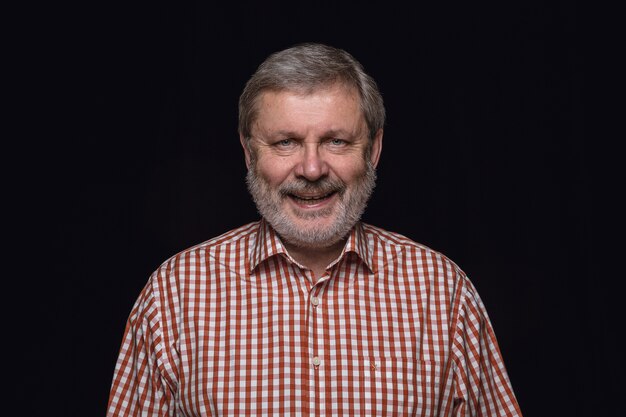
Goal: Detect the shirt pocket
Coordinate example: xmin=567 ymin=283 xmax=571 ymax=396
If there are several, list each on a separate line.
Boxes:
xmin=328 ymin=357 xmax=444 ymax=415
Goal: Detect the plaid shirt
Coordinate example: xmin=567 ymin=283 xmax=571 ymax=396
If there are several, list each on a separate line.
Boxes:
xmin=108 ymin=220 xmax=522 ymax=416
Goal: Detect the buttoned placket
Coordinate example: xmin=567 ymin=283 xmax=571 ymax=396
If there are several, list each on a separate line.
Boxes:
xmin=306 ymin=269 xmax=331 ymax=416
xmin=280 ymin=248 xmax=343 ymax=416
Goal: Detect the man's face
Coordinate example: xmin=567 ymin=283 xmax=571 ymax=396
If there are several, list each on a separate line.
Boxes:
xmin=241 ymin=84 xmax=383 ymax=249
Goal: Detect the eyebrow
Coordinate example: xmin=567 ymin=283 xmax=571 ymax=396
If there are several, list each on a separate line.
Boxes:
xmin=322 ymin=129 xmax=354 ymax=138
xmin=273 ymin=129 xmax=355 ymax=138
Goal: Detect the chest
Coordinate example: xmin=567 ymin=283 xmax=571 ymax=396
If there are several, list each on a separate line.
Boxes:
xmin=174 ymin=273 xmax=455 ymax=415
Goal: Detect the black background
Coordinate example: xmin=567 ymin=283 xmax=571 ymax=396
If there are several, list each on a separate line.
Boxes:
xmin=15 ymin=1 xmax=616 ymax=416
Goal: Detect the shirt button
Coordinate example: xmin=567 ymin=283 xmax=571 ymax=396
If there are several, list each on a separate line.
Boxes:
xmin=311 ymin=296 xmax=320 ymax=306
xmin=312 ymin=357 xmax=321 ymax=366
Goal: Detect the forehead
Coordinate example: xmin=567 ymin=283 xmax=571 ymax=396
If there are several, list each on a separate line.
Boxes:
xmin=258 ymin=83 xmax=360 ymax=108
xmin=252 ymin=84 xmax=365 ymax=133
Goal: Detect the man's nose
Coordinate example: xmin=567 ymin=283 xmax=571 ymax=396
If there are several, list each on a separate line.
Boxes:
xmin=294 ymin=142 xmax=329 ymax=181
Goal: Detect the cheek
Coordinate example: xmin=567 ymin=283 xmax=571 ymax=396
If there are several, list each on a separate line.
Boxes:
xmin=330 ymin=158 xmax=368 ymax=182
xmin=255 ymin=157 xmax=293 ymax=185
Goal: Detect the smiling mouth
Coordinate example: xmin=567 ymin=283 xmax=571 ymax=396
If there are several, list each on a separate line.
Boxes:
xmin=288 ymin=191 xmax=337 ymax=204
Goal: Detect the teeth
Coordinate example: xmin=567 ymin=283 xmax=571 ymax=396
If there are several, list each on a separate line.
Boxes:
xmin=293 ymin=192 xmax=332 ymax=201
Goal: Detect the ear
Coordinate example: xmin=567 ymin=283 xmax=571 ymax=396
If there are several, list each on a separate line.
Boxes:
xmin=369 ymin=129 xmax=383 ymax=168
xmin=240 ymin=133 xmax=252 ymax=169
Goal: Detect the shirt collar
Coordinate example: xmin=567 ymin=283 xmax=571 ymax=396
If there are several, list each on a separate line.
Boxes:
xmin=249 ymin=218 xmax=289 ymax=271
xmin=249 ymin=219 xmax=375 ymax=273
xmin=337 ymin=222 xmax=375 ymax=273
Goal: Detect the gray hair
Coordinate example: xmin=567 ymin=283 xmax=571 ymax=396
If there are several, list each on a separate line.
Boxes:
xmin=238 ymin=43 xmax=385 ymax=142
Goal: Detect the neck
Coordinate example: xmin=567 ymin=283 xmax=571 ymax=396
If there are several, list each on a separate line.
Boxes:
xmin=283 ymin=239 xmax=346 ymax=282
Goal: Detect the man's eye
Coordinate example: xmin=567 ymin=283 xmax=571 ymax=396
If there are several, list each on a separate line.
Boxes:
xmin=276 ymin=139 xmax=294 ymax=147
xmin=329 ymin=138 xmax=347 ymax=146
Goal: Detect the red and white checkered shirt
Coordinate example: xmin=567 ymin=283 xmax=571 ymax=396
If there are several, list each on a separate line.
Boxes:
xmin=108 ymin=220 xmax=522 ymax=416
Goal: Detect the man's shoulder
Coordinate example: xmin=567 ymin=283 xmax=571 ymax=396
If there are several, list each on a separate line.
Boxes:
xmin=362 ymin=223 xmax=465 ymax=277
xmin=362 ymin=223 xmax=432 ymax=251
xmin=156 ymin=221 xmax=260 ymax=272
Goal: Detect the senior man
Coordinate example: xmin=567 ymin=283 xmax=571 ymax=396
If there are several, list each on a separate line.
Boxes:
xmin=107 ymin=43 xmax=522 ymax=416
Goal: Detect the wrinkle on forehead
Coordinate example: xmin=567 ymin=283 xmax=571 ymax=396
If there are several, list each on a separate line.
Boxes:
xmin=251 ymin=84 xmax=366 ymax=140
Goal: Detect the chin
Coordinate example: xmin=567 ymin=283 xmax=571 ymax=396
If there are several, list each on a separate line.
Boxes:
xmin=274 ymin=215 xmax=353 ymax=249
xmin=280 ymin=228 xmax=347 ymax=249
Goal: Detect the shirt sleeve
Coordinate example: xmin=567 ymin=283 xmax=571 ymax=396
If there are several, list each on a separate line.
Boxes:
xmin=451 ymin=280 xmax=522 ymax=417
xmin=107 ymin=274 xmax=179 ymax=417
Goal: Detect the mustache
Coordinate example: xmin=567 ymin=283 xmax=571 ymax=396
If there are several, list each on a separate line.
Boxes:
xmin=279 ymin=178 xmax=346 ymax=196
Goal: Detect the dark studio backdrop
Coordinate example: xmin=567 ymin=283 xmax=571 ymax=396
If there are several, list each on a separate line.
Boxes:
xmin=18 ymin=1 xmax=613 ymax=416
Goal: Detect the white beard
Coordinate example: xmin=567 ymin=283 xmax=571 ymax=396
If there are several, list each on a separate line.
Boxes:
xmin=246 ymin=161 xmax=376 ymax=249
